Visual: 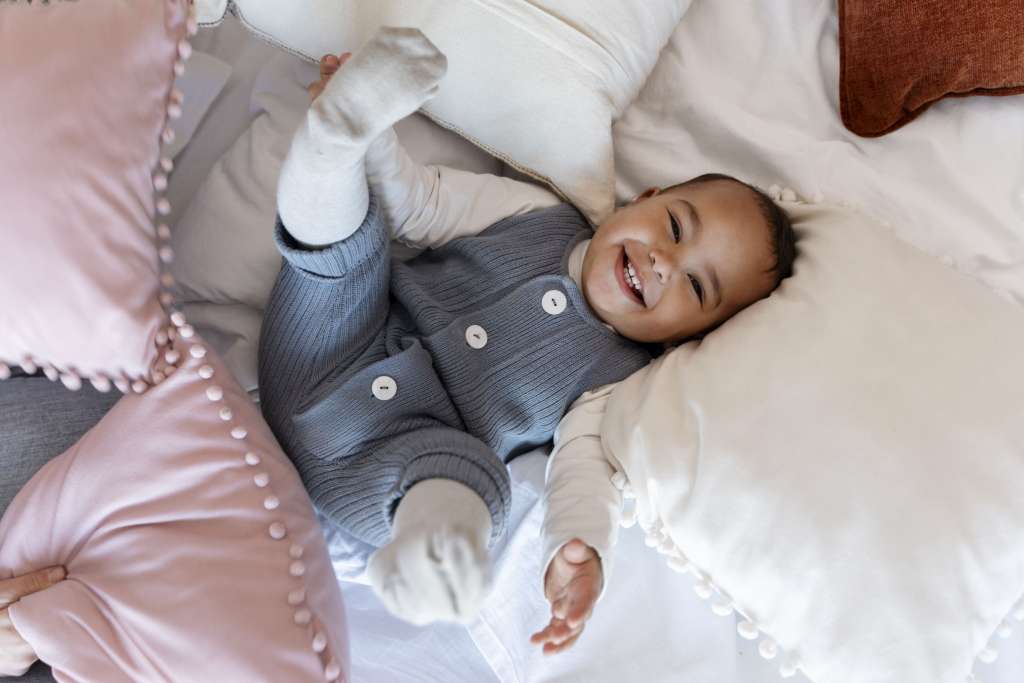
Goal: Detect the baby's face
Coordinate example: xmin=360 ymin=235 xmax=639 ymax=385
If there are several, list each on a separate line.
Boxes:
xmin=582 ymin=180 xmax=776 ymax=344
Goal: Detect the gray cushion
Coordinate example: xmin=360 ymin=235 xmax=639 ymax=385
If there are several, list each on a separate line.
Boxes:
xmin=0 ymin=376 xmax=119 ymax=681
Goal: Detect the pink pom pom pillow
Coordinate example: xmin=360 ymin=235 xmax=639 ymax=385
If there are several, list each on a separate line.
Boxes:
xmin=0 ymin=0 xmax=193 ymax=393
xmin=0 ymin=332 xmax=350 ymax=682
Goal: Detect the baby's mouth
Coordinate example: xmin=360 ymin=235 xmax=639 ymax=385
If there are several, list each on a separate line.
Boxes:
xmin=619 ymin=249 xmax=645 ymax=305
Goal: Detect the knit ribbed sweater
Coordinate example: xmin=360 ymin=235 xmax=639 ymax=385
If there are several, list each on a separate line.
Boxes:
xmin=259 ymin=197 xmax=651 ymax=544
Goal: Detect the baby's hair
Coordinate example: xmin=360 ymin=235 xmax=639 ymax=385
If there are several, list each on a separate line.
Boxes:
xmin=665 ymin=173 xmax=797 ymax=287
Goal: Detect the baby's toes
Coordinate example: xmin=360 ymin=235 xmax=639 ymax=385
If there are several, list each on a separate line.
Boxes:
xmin=429 ymin=526 xmax=491 ymax=622
xmin=376 ymin=27 xmax=445 ymax=62
xmin=366 ymin=544 xmax=433 ymax=625
xmin=369 ymin=26 xmax=448 ymax=90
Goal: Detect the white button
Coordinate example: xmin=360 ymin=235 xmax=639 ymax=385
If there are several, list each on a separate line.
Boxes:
xmin=542 ymin=289 xmax=567 ymax=315
xmin=465 ymin=325 xmax=488 ymax=349
xmin=372 ymin=376 xmax=397 ymax=401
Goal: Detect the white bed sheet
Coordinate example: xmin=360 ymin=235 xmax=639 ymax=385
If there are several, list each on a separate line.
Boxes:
xmin=170 ymin=6 xmax=1024 ymax=683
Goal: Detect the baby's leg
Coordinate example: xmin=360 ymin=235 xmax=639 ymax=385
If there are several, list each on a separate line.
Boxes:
xmin=277 ymin=27 xmax=447 ymax=246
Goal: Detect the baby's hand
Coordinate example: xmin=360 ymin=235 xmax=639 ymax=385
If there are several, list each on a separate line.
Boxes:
xmin=530 ymin=539 xmax=602 ymax=655
xmin=309 ymin=52 xmax=352 ymax=103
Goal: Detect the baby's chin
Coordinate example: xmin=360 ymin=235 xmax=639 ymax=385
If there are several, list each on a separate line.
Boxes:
xmin=609 ymin=312 xmax=686 ymax=345
xmin=598 ymin=312 xmax=651 ymax=344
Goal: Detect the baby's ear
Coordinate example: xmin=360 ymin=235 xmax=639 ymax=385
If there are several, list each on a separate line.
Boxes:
xmin=632 ymin=187 xmax=661 ymax=204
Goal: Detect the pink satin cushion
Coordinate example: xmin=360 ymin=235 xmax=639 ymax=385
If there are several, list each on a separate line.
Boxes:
xmin=0 ymin=0 xmax=183 ymax=386
xmin=0 ymin=334 xmax=350 ymax=682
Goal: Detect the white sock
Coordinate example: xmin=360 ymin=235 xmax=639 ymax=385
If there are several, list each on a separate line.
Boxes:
xmin=366 ymin=479 xmax=493 ymax=625
xmin=276 ymin=27 xmax=447 ymax=247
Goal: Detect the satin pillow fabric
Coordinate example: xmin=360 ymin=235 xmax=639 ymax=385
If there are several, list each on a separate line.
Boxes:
xmin=0 ymin=0 xmax=186 ymax=392
xmin=0 ymin=334 xmax=350 ymax=683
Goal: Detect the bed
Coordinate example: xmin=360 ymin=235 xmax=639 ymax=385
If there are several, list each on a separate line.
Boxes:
xmin=166 ymin=3 xmax=1024 ymax=681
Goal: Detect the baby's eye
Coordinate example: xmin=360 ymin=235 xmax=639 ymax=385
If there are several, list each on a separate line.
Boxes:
xmin=689 ymin=274 xmax=704 ymax=305
xmin=668 ymin=210 xmax=681 ymax=243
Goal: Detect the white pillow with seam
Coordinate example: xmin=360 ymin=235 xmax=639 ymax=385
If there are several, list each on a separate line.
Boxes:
xmin=601 ymin=198 xmax=1024 ymax=683
xmin=195 ymin=0 xmax=692 ymax=224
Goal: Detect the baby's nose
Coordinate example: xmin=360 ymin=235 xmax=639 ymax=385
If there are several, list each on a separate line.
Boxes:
xmin=650 ymin=250 xmax=672 ymax=282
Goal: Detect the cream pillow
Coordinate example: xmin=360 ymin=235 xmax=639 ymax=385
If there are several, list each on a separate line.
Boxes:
xmin=601 ymin=199 xmax=1024 ymax=682
xmin=195 ymin=0 xmax=692 ymax=224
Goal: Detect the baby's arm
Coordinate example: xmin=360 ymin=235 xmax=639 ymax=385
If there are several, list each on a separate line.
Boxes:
xmin=364 ymin=128 xmax=562 ymax=248
xmin=532 ymin=384 xmax=622 ymax=654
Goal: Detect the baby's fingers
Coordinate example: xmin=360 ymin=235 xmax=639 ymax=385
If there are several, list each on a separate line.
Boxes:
xmin=530 ymin=618 xmax=574 ymax=645
xmin=560 ymin=539 xmax=595 ymax=564
xmin=542 ymin=627 xmax=585 ymax=656
xmin=320 ymin=52 xmax=352 ymax=75
xmin=529 ymin=621 xmax=560 ymax=644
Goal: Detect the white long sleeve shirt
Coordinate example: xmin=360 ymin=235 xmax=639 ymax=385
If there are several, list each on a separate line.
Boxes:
xmin=363 ymin=127 xmax=624 ymax=592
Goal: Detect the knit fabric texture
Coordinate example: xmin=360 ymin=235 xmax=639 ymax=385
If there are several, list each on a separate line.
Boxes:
xmin=839 ymin=0 xmax=1024 ymax=136
xmin=259 ymin=197 xmax=651 ymax=546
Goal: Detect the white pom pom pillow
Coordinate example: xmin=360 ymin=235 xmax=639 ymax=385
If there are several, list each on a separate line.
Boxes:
xmin=0 ymin=332 xmax=350 ymax=682
xmin=601 ymin=199 xmax=1024 ymax=683
xmin=195 ymin=0 xmax=693 ymax=224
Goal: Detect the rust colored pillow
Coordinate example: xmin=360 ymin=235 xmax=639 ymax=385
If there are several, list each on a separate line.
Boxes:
xmin=838 ymin=0 xmax=1024 ymax=137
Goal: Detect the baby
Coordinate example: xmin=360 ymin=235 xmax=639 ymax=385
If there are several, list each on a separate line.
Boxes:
xmin=259 ymin=28 xmax=795 ymax=652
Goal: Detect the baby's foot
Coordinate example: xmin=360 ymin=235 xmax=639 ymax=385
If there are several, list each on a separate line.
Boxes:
xmin=367 ymin=522 xmax=491 ymax=625
xmin=312 ymin=27 xmax=448 ymax=147
xmin=366 ymin=478 xmax=493 ymax=625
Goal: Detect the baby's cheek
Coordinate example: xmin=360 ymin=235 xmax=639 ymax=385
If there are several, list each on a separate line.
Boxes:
xmin=654 ymin=297 xmax=699 ymax=342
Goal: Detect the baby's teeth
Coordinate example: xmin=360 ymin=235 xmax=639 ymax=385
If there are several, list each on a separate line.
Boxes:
xmin=627 ymin=264 xmax=640 ymax=290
